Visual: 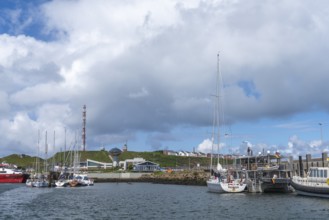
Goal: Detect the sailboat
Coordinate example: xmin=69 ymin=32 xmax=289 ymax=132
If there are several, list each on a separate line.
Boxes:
xmin=55 ymin=107 xmax=94 ymax=187
xmin=206 ymin=54 xmax=246 ymax=193
xmin=68 ymin=143 xmax=82 ymax=187
xmin=26 ymin=130 xmax=49 ymax=187
xmin=55 ymin=128 xmax=70 ymax=187
xmin=58 ymin=131 xmax=94 ymax=187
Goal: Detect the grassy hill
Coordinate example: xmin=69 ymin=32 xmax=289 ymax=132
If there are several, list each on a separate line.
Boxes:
xmin=51 ymin=150 xmax=112 ymax=164
xmin=0 ymin=150 xmax=220 ymax=169
xmin=0 ymin=154 xmax=37 ymax=169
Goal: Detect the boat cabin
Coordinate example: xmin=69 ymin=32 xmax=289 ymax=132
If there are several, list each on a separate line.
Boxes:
xmin=308 ymin=167 xmax=329 ymax=183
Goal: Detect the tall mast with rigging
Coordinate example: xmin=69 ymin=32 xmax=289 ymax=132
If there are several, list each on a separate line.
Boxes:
xmin=82 ymin=105 xmax=86 ymax=151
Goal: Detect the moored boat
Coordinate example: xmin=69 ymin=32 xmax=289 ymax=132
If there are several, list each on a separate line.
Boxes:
xmin=80 ymin=174 xmax=94 ymax=186
xmin=220 ymin=170 xmax=247 ymax=193
xmin=68 ymin=179 xmax=80 ymax=187
xmin=55 ymin=172 xmax=70 ymax=187
xmin=207 ymin=164 xmax=246 ymax=193
xmin=206 ymin=54 xmax=247 ymax=193
xmin=220 ymin=181 xmax=247 ymax=193
xmin=33 ymin=178 xmax=49 ymax=188
xmin=237 ymin=153 xmax=293 ymax=193
xmin=67 ymin=173 xmax=94 ymax=187
xmin=207 ymin=174 xmax=225 ymax=193
xmin=207 ymin=174 xmax=247 ymax=193
xmin=26 ymin=173 xmax=49 ymax=187
xmin=0 ymin=164 xmax=29 ymax=183
xmin=55 ymin=179 xmax=69 ymax=187
xmin=291 ymin=167 xmax=329 ymax=198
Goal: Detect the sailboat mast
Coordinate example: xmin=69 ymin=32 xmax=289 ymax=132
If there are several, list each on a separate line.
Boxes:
xmin=82 ymin=105 xmax=86 ymax=151
xmin=216 ymin=53 xmax=221 ymax=165
xmin=36 ymin=130 xmax=40 ymax=174
xmin=210 ymin=53 xmax=222 ymax=171
xmin=53 ymin=130 xmax=56 ymax=170
xmin=45 ymin=130 xmax=48 ymax=173
xmin=64 ymin=127 xmax=66 ymax=167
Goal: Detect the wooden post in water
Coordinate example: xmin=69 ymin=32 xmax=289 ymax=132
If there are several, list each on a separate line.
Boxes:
xmin=298 ymin=156 xmax=304 ymax=177
xmin=48 ymin=172 xmax=52 ymax=187
xmin=306 ymin=154 xmax=311 ymax=172
xmin=322 ymin=152 xmax=328 ymax=167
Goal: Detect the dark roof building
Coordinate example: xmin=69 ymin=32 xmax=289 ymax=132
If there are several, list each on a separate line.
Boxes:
xmin=133 ymin=161 xmax=160 ymax=172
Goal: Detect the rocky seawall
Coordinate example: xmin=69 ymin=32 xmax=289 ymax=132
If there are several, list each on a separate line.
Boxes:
xmin=141 ymin=171 xmax=209 ymax=186
xmin=91 ymin=171 xmax=210 ymax=186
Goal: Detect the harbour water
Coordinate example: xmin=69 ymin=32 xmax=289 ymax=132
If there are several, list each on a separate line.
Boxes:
xmin=0 ymin=183 xmax=329 ymax=220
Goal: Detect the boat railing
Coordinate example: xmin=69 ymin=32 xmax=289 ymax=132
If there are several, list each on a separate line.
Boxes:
xmin=294 ymin=175 xmax=328 ymax=186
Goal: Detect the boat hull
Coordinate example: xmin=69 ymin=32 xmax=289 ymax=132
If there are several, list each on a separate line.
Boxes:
xmin=261 ymin=178 xmax=292 ymax=193
xmin=291 ymin=179 xmax=329 ymax=198
xmin=68 ymin=179 xmax=81 ymax=187
xmin=0 ymin=174 xmax=29 ymax=183
xmin=55 ymin=179 xmax=69 ymax=187
xmin=33 ymin=180 xmax=49 ymax=188
xmin=220 ymin=182 xmax=246 ymax=193
xmin=206 ymin=179 xmax=225 ymax=193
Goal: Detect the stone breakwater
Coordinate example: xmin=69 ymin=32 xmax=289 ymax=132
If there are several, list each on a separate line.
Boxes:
xmin=90 ymin=171 xmax=210 ymax=186
xmin=140 ymin=171 xmax=210 ymax=186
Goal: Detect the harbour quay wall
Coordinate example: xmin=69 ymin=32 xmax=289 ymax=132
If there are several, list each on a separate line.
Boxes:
xmin=88 ymin=171 xmax=209 ymax=186
xmin=88 ymin=172 xmax=149 ymax=183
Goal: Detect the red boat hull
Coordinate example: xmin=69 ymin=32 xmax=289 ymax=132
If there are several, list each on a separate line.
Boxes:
xmin=0 ymin=174 xmax=29 ymax=183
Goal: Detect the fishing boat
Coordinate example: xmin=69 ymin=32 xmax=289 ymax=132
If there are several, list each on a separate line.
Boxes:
xmin=0 ymin=163 xmax=29 ymax=183
xmin=291 ymin=167 xmax=329 ymax=198
xmin=206 ymin=54 xmax=246 ymax=193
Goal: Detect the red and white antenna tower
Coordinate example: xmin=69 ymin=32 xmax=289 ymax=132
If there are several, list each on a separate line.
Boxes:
xmin=82 ymin=104 xmax=86 ymax=151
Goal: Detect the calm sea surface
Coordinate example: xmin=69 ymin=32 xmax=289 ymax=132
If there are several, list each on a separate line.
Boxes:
xmin=0 ymin=182 xmax=329 ymax=220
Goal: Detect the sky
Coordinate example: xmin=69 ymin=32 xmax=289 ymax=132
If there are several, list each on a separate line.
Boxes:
xmin=1 ymin=0 xmax=329 ymax=159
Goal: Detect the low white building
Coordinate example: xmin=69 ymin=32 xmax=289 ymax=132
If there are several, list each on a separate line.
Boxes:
xmin=86 ymin=159 xmax=113 ymax=169
xmin=119 ymin=157 xmax=146 ymax=171
xmin=178 ymin=151 xmax=187 ymax=156
xmin=164 ymin=150 xmax=178 ymax=156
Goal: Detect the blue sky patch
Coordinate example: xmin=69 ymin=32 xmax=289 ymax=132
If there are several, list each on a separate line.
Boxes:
xmin=0 ymin=0 xmax=54 ymax=41
xmin=238 ymin=80 xmax=261 ymax=99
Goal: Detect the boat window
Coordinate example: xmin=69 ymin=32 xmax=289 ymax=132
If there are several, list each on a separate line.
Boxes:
xmin=324 ymin=170 xmax=328 ymax=178
xmin=312 ymin=170 xmax=316 ymax=177
xmin=320 ymin=170 xmax=324 ymax=178
xmin=316 ymin=170 xmax=319 ymax=177
xmin=310 ymin=169 xmax=314 ymax=177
